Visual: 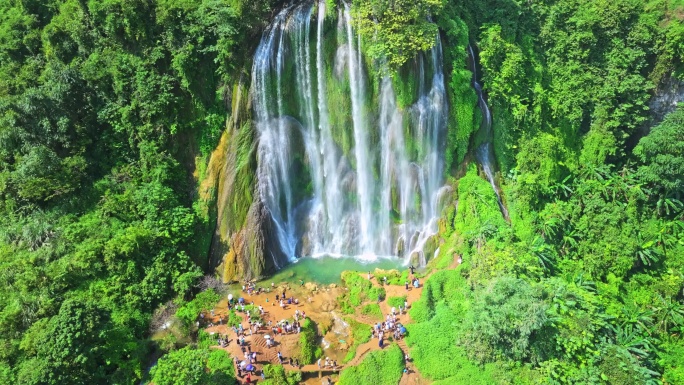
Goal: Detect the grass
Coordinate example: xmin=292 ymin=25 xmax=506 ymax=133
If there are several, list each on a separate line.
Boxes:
xmin=338 ymin=271 xmax=386 ymax=314
xmin=297 ymin=318 xmax=322 ymax=364
xmin=360 ymin=303 xmax=383 ymax=320
xmin=387 ymin=296 xmax=407 ymax=309
xmin=342 ymin=317 xmax=372 ymax=364
xmin=338 ymin=344 xmax=404 ymax=385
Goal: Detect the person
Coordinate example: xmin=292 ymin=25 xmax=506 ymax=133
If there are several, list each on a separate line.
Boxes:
xmin=317 ymin=358 xmax=321 ymax=369
xmin=277 ymin=351 xmax=283 ymax=364
xmin=403 ymin=367 xmax=409 ymax=374
xmin=276 ymin=294 xmax=279 ymax=301
xmin=404 ymin=300 xmax=408 ymax=310
xmin=300 ymin=279 xmax=304 ymax=286
xmin=409 ymin=265 xmax=415 ymax=275
xmin=405 ymin=281 xmax=409 ymax=291
xmin=245 ymin=373 xmax=251 ymax=384
xmin=368 ymin=271 xmax=371 ymax=280
xmin=333 ymin=360 xmax=337 ymax=369
xmin=261 ymin=371 xmax=266 ymax=380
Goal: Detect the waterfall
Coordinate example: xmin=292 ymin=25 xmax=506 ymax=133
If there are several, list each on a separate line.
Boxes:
xmin=468 ymin=45 xmax=509 ymax=221
xmin=250 ymin=1 xmax=448 ymax=264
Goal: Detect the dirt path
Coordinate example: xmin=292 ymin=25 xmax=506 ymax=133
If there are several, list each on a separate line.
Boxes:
xmin=197 ymin=266 xmax=445 ymax=384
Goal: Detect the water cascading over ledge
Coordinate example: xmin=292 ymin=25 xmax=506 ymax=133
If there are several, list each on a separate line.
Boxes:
xmin=251 ymin=0 xmax=448 ymax=265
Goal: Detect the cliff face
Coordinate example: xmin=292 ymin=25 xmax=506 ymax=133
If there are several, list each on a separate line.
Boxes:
xmin=201 ymin=75 xmax=281 ymax=282
xmin=650 ymin=75 xmax=684 ymax=124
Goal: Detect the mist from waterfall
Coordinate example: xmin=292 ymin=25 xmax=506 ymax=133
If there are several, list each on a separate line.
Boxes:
xmin=251 ymin=1 xmax=448 ymax=264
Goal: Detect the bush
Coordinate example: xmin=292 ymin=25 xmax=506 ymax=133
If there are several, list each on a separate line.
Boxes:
xmin=197 ymin=329 xmax=216 ymax=348
xmin=261 ymin=365 xmax=301 ymax=385
xmin=343 ymin=317 xmax=373 ymax=363
xmin=297 ymin=318 xmax=320 ymax=364
xmin=341 ymin=271 xmax=378 ymax=305
xmin=361 ymin=303 xmax=383 ymax=320
xmin=387 ymin=296 xmax=407 ymax=309
xmin=338 ymin=344 xmax=404 ymax=385
xmin=175 ymin=289 xmax=221 ymax=331
xmin=338 ymin=271 xmax=386 ymax=314
xmin=150 ymin=346 xmax=236 ymax=385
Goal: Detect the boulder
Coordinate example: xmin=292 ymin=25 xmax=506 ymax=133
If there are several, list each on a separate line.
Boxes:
xmin=304 ymin=282 xmax=318 ymax=292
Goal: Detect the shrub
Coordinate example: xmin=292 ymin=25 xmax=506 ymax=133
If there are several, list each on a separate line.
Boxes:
xmin=297 ymin=318 xmax=321 ymax=364
xmin=387 ymin=296 xmax=407 ymax=309
xmin=150 ymin=346 xmax=236 ymax=385
xmin=361 ymin=303 xmax=383 ymax=320
xmin=338 ymin=271 xmax=386 ymax=314
xmin=338 ymin=344 xmax=404 ymax=385
xmin=175 ymin=289 xmax=221 ymax=331
xmin=343 ymin=317 xmax=373 ymax=363
xmin=197 ymin=329 xmax=216 ymax=348
xmin=261 ymin=365 xmax=301 ymax=385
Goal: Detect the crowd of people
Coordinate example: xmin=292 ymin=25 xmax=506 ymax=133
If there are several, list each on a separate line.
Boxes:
xmin=195 ymin=269 xmax=421 ymax=384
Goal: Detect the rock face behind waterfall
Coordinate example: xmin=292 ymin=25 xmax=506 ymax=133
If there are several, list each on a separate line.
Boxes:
xmin=222 ymin=198 xmax=289 ymax=281
xmin=201 ymin=77 xmax=286 ymax=282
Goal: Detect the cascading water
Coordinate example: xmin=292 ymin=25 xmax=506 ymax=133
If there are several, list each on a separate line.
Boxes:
xmin=468 ymin=45 xmax=509 ymax=220
xmin=251 ymin=1 xmax=448 ymax=264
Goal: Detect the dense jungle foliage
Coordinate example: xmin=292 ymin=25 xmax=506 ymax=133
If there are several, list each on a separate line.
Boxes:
xmin=0 ymin=0 xmax=683 ymax=384
xmin=0 ymin=0 xmax=279 ymax=383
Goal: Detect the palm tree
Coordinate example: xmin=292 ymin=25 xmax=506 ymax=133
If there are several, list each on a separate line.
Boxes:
xmin=634 ymin=232 xmax=661 ymax=267
xmin=529 ymin=236 xmax=556 ymax=272
xmin=652 ymin=294 xmax=684 ymax=335
xmin=620 ymin=305 xmax=654 ymax=335
xmin=614 ymin=324 xmax=652 ymax=359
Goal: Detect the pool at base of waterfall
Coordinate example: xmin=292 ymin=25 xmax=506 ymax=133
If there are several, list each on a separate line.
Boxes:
xmin=266 ymin=255 xmax=406 ymax=285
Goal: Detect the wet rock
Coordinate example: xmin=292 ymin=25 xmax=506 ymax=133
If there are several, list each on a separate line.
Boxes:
xmin=650 ymin=76 xmax=684 ymax=124
xmin=409 ymin=251 xmax=421 ymax=267
xmin=395 ymin=236 xmax=405 ymax=257
xmin=321 ymin=300 xmax=338 ymax=312
xmin=423 ymin=235 xmax=440 ymax=263
xmin=304 ymin=282 xmax=318 ymax=292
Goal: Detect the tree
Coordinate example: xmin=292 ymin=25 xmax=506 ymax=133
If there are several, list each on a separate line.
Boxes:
xmin=635 ymin=106 xmax=684 ymax=200
xmin=353 ymin=0 xmax=444 ymax=70
xmin=461 ymin=276 xmax=548 ymax=363
xmin=32 ymin=299 xmax=119 ymax=384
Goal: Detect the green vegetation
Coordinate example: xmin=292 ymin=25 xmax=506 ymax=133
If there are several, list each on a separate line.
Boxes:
xmin=296 ymin=318 xmax=321 ymax=365
xmin=343 ymin=317 xmax=373 ymax=364
xmin=261 ymin=364 xmax=302 ymax=385
xmin=353 ymin=0 xmax=445 ymax=70
xmin=338 ymin=271 xmax=386 ymax=314
xmin=2 ymin=0 xmax=684 ymax=384
xmin=0 ymin=0 xmax=277 ymax=383
xmin=361 ymin=303 xmax=383 ymax=320
xmin=387 ymin=296 xmax=407 ymax=309
xmin=175 ymin=289 xmax=221 ymax=331
xmin=338 ymin=344 xmax=404 ymax=385
xmin=150 ymin=347 xmax=236 ymax=385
